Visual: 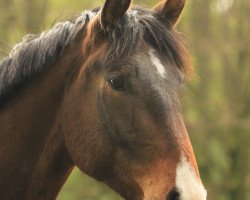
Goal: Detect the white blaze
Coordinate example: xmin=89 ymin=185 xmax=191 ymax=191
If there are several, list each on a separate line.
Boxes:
xmin=175 ymin=154 xmax=207 ymax=200
xmin=149 ymin=50 xmax=166 ymax=78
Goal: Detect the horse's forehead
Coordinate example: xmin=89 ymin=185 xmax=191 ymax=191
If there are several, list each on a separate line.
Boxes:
xmin=132 ymin=48 xmax=184 ymax=89
xmin=133 ymin=48 xmax=168 ymax=83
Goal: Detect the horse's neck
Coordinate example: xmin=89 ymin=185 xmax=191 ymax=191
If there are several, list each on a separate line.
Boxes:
xmin=0 ymin=46 xmax=82 ymax=200
xmin=24 ymin=123 xmax=74 ymax=200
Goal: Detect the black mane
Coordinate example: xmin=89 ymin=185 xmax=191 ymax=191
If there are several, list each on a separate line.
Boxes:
xmin=0 ymin=7 xmax=191 ymax=104
xmin=0 ymin=11 xmax=95 ymax=103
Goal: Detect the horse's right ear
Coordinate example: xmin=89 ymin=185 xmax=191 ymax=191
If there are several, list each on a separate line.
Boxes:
xmin=99 ymin=0 xmax=131 ymax=30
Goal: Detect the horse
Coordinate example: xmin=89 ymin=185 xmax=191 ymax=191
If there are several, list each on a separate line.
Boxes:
xmin=0 ymin=0 xmax=207 ymax=199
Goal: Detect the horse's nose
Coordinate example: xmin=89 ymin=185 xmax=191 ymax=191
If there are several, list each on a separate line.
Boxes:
xmin=166 ymin=187 xmax=180 ymax=200
xmin=166 ymin=185 xmax=207 ymax=200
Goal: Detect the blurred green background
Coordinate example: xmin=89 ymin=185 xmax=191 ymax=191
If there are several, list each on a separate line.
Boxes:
xmin=0 ymin=0 xmax=249 ymax=199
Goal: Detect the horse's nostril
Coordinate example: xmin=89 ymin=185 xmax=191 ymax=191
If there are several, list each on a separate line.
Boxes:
xmin=166 ymin=187 xmax=181 ymax=200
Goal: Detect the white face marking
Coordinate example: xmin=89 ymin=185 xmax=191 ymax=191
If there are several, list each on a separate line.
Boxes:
xmin=149 ymin=50 xmax=166 ymax=78
xmin=175 ymin=154 xmax=207 ymax=200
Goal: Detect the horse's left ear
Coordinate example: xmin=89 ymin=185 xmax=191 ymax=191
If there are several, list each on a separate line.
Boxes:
xmin=153 ymin=0 xmax=186 ymax=27
xmin=100 ymin=0 xmax=131 ymax=29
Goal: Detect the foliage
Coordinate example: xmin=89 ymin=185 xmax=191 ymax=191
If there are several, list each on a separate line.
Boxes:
xmin=0 ymin=0 xmax=249 ymax=199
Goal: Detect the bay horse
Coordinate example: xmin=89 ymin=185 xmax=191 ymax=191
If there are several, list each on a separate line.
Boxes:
xmin=0 ymin=0 xmax=207 ymax=199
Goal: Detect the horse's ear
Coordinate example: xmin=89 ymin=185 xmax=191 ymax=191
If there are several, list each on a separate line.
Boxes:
xmin=154 ymin=0 xmax=185 ymax=27
xmin=100 ymin=0 xmax=131 ymax=29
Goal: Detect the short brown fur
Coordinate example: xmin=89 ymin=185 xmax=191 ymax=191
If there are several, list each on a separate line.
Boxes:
xmin=0 ymin=1 xmax=204 ymax=200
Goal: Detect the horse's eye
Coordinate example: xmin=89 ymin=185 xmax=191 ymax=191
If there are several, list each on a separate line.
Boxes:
xmin=108 ymin=75 xmax=125 ymax=91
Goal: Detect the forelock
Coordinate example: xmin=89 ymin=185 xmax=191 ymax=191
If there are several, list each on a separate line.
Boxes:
xmin=101 ymin=7 xmax=192 ymax=78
